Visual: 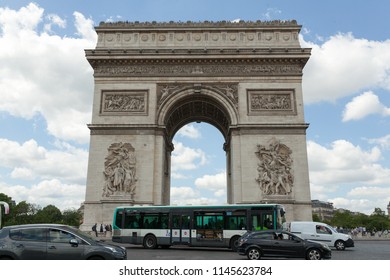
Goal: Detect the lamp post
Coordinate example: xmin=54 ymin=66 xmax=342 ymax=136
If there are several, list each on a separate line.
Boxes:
xmin=0 ymin=201 xmax=10 ymax=229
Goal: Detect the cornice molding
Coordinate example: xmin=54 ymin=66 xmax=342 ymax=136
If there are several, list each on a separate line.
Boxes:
xmin=97 ymin=20 xmax=301 ymax=29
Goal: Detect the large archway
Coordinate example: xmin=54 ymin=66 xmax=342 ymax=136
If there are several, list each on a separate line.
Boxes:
xmin=159 ymin=87 xmax=236 ymax=204
xmin=81 ymin=20 xmax=313 ymax=230
xmin=170 ymin=122 xmax=227 ymax=206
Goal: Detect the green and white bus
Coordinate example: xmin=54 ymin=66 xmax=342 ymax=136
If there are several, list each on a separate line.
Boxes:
xmin=112 ymin=204 xmax=285 ymax=251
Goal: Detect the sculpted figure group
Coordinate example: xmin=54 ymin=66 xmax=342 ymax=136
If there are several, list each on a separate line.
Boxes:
xmin=255 ymin=139 xmax=293 ymax=196
xmin=102 ymin=142 xmax=137 ymax=200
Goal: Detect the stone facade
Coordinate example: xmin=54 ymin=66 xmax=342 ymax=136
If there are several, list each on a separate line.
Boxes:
xmin=81 ymin=20 xmax=312 ymax=230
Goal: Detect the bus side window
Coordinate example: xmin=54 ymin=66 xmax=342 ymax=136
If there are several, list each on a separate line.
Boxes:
xmin=262 ymin=213 xmax=273 ymax=230
xmin=237 ymin=218 xmax=246 ymax=229
xmin=251 ymin=214 xmax=261 ymax=230
xmin=115 ymin=210 xmax=124 ymax=229
xmin=195 ymin=215 xmax=203 ymax=229
xmin=125 ymin=213 xmax=140 ymax=229
xmin=160 ymin=214 xmax=169 ymax=229
xmin=228 ymin=217 xmax=237 ymax=230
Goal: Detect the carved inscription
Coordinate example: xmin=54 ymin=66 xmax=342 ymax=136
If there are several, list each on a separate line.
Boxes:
xmin=103 ymin=142 xmax=137 ymax=201
xmin=101 ymin=91 xmax=147 ymax=114
xmin=255 ymin=139 xmax=293 ymax=196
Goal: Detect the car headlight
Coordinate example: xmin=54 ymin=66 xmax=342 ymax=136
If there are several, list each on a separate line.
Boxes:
xmin=104 ymin=246 xmax=121 ymax=253
xmin=239 ymin=238 xmax=247 ymax=246
xmin=321 ymin=243 xmax=330 ymax=251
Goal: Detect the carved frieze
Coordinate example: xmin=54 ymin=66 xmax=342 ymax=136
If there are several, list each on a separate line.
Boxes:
xmin=255 ymin=138 xmax=293 ymax=196
xmin=157 ymin=83 xmax=238 ymax=108
xmin=93 ymin=62 xmax=303 ymax=77
xmin=102 ymin=142 xmax=137 ymax=201
xmin=101 ymin=90 xmax=148 ymax=115
xmin=248 ymin=89 xmax=296 ymax=115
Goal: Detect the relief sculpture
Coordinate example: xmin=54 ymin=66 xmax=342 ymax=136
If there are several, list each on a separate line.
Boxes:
xmin=251 ymin=93 xmax=291 ymax=110
xmin=102 ymin=142 xmax=137 ymax=201
xmin=102 ymin=92 xmax=146 ymax=114
xmin=255 ymin=139 xmax=293 ymax=195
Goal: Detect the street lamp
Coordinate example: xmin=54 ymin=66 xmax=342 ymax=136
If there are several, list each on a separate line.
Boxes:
xmin=0 ymin=201 xmax=10 ymax=229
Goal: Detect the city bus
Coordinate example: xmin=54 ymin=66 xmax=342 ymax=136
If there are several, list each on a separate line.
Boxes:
xmin=112 ymin=203 xmax=285 ymax=251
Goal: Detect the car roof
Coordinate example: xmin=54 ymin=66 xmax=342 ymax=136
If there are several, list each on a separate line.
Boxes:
xmin=3 ymin=224 xmax=71 ymax=230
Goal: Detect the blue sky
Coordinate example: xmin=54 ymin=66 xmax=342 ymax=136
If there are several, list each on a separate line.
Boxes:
xmin=1 ymin=0 xmax=390 ymax=215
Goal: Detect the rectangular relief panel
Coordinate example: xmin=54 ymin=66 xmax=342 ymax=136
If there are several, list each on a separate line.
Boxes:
xmin=100 ymin=90 xmax=148 ymax=115
xmin=247 ymin=89 xmax=296 ymax=116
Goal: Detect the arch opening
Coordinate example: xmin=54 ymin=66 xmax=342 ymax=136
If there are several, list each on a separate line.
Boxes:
xmin=170 ymin=122 xmax=228 ymax=206
xmin=162 ymin=92 xmax=234 ymax=206
xmin=164 ymin=95 xmax=232 ymax=143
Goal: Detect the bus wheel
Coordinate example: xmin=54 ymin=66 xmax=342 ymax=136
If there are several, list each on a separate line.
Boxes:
xmin=230 ymin=235 xmax=240 ymax=252
xmin=143 ymin=234 xmax=157 ymax=249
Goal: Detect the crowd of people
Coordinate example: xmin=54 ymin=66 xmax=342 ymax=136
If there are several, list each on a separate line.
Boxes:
xmin=91 ymin=223 xmax=112 ymax=237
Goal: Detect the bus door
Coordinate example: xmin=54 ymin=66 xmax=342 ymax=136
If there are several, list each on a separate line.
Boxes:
xmin=171 ymin=214 xmax=191 ymax=244
xmin=251 ymin=210 xmax=274 ymax=230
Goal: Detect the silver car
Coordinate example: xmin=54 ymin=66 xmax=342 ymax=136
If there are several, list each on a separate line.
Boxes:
xmin=0 ymin=224 xmax=126 ymax=260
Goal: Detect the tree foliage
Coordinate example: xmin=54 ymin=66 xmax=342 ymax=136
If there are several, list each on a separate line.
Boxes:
xmin=1 ymin=193 xmax=82 ymax=228
xmin=328 ymin=208 xmax=390 ymax=232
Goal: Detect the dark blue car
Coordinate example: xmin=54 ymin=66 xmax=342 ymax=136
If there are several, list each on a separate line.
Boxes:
xmin=237 ymin=230 xmax=332 ymax=260
xmin=0 ymin=224 xmax=126 ymax=260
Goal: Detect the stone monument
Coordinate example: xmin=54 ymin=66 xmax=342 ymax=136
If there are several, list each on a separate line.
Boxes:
xmin=81 ymin=20 xmax=312 ymax=230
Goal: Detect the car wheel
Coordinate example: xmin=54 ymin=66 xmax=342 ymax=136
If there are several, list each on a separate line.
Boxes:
xmin=88 ymin=256 xmax=104 ymax=260
xmin=143 ymin=234 xmax=157 ymax=249
xmin=230 ymin=236 xmax=240 ymax=252
xmin=247 ymin=248 xmax=261 ymax=260
xmin=306 ymin=248 xmax=321 ymax=260
xmin=335 ymin=240 xmax=346 ymax=250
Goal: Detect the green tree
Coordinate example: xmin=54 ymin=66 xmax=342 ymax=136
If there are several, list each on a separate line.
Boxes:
xmin=34 ymin=205 xmax=62 ymax=224
xmin=312 ymin=214 xmax=321 ymax=222
xmin=62 ymin=208 xmax=82 ymax=227
xmin=366 ymin=208 xmax=390 ymax=231
xmin=9 ymin=201 xmax=40 ymax=225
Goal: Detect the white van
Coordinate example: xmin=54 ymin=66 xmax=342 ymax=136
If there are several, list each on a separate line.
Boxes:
xmin=283 ymin=221 xmax=354 ymax=250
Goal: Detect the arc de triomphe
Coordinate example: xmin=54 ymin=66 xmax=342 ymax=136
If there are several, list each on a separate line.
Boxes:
xmin=81 ymin=20 xmax=312 ymax=229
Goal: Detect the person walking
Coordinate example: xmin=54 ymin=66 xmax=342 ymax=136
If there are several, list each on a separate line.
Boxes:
xmin=92 ymin=223 xmax=98 ymax=237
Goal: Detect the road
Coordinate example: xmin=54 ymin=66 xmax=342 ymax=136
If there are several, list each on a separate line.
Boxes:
xmin=122 ymin=240 xmax=390 ymax=260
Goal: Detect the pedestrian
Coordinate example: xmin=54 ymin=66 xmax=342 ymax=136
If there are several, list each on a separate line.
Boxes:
xmin=92 ymin=223 xmax=98 ymax=237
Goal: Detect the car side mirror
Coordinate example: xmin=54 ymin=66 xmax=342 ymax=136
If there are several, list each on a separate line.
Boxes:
xmin=69 ymin=238 xmax=79 ymax=247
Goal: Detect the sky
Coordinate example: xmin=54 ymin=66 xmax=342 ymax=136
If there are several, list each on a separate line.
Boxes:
xmin=0 ymin=0 xmax=390 ymax=216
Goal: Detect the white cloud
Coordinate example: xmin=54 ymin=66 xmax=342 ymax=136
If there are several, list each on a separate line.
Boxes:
xmin=171 ymin=141 xmax=207 ymax=171
xmin=308 ymin=140 xmax=381 ymax=175
xmin=0 ymin=138 xmax=88 ymax=184
xmin=301 ymin=33 xmax=390 ymax=104
xmin=310 ymin=183 xmax=339 ymax=201
xmin=195 ymin=172 xmax=227 ymax=192
xmin=0 ymin=179 xmax=85 ymax=211
xmin=347 ymin=186 xmax=390 ymax=199
xmin=368 ymin=134 xmax=390 ymax=150
xmin=44 ymin=14 xmax=66 ymax=33
xmin=0 ymin=3 xmax=96 ymax=144
xmin=261 ymin=8 xmax=282 ymax=20
xmin=342 ymin=91 xmax=390 ymax=121
xmin=170 ymin=186 xmax=220 ymax=206
xmin=176 ymin=124 xmax=201 ymax=139
xmin=328 ymin=197 xmax=374 ymax=214
xmin=73 ymin=11 xmax=97 ymax=42
xmin=308 ymin=140 xmax=390 ymax=214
